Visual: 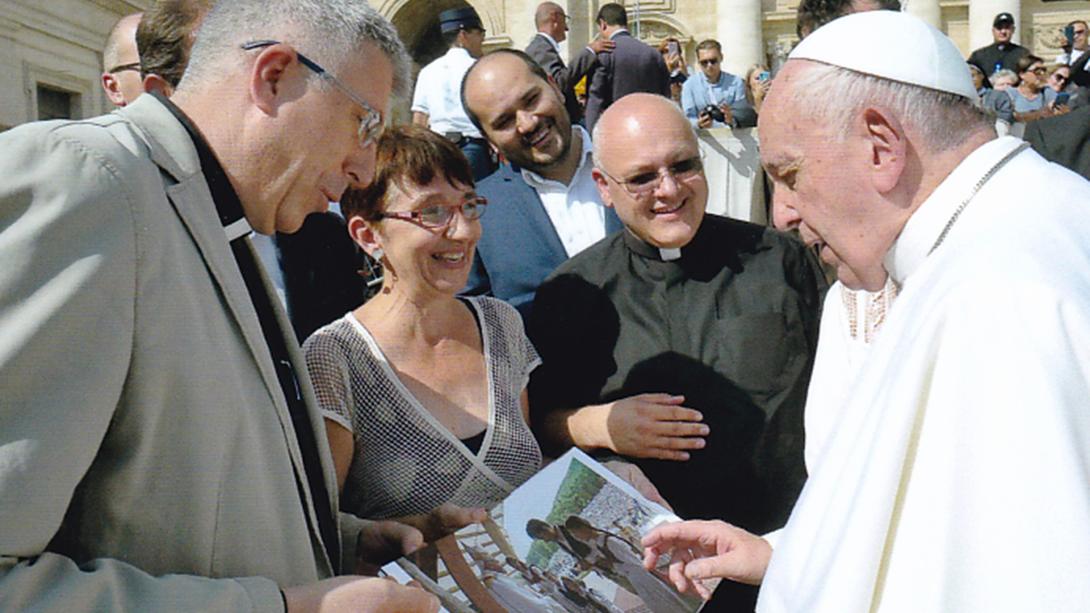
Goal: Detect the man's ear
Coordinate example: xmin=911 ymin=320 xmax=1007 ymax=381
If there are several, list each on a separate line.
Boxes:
xmin=591 ymin=168 xmax=616 ymax=209
xmin=142 ymin=73 xmax=174 ymax=97
xmin=347 ymin=215 xmax=382 ymax=256
xmin=861 ymin=107 xmax=906 ymax=195
xmin=248 ymin=43 xmax=297 ymax=115
xmin=101 ymin=73 xmax=126 ymax=107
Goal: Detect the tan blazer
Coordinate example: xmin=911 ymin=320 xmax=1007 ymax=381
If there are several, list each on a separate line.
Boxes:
xmin=0 ymin=95 xmax=365 ymax=610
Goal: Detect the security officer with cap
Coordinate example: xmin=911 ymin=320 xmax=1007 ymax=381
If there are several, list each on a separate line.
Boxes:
xmin=968 ymin=11 xmax=1029 ymax=77
xmin=412 ymin=6 xmax=497 ymax=180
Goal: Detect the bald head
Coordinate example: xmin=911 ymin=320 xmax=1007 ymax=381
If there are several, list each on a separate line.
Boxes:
xmin=534 ymin=2 xmax=567 ymax=42
xmin=535 ymin=2 xmax=562 ymax=27
xmin=592 ymin=94 xmax=696 ymax=172
xmin=101 ymin=13 xmax=144 ymax=106
xmin=591 ymin=94 xmax=706 ymax=249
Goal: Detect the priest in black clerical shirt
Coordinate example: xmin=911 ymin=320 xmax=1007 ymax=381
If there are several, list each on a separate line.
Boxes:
xmin=527 ymin=94 xmax=824 ymax=611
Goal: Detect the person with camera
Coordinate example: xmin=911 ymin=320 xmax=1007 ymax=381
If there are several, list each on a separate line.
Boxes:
xmin=680 ymin=39 xmax=756 ymax=130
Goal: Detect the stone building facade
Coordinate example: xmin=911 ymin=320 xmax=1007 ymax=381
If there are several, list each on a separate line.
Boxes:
xmin=1 ymin=0 xmax=1087 ymax=130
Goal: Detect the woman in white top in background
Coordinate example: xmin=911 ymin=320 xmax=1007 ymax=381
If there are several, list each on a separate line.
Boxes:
xmin=304 ymin=125 xmax=542 ymax=536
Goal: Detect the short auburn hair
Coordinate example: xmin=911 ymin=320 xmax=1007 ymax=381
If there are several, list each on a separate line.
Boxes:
xmin=340 ymin=125 xmax=475 ymax=222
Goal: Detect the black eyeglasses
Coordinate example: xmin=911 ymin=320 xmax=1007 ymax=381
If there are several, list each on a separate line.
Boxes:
xmin=378 ymin=196 xmax=488 ymax=228
xmin=240 ymin=40 xmax=384 ymax=147
xmin=109 ymin=62 xmax=142 ymax=74
xmin=699 ymin=58 xmax=720 ymax=67
xmin=598 ymin=154 xmax=705 ymax=198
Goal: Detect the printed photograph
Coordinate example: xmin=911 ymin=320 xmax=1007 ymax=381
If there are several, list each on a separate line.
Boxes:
xmin=381 ymin=449 xmax=712 ymax=612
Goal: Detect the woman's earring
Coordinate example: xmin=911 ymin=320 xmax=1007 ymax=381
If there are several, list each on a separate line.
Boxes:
xmin=361 ymin=248 xmax=385 ymax=288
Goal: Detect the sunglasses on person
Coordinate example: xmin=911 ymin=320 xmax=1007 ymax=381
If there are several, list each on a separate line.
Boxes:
xmin=1029 ymin=66 xmax=1047 ymax=75
xmin=240 ymin=40 xmax=384 ymax=148
xmin=598 ymin=154 xmax=705 ymax=198
xmin=377 ymin=196 xmax=488 ymax=228
xmin=699 ymin=58 xmax=721 ymax=67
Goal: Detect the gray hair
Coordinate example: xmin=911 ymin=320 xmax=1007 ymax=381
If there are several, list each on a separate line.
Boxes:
xmin=180 ymin=0 xmax=410 ymax=100
xmin=989 ymin=68 xmax=1018 ymax=89
xmin=786 ymin=62 xmax=994 ymax=152
xmin=591 ymin=97 xmax=698 ymax=171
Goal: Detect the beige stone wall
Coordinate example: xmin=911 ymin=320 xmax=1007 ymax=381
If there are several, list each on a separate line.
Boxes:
xmin=0 ymin=0 xmax=148 ymax=128
xmin=1 ymin=0 xmax=1087 ymax=131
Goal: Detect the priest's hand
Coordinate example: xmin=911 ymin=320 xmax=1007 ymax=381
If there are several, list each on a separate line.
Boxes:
xmin=581 ymin=393 xmax=708 ymax=461
xmin=283 ymin=576 xmax=439 ymax=613
xmin=641 ymin=520 xmax=771 ymax=600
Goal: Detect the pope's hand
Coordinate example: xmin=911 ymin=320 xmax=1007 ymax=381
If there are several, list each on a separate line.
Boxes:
xmin=642 ymin=520 xmax=771 ymax=599
xmin=591 ymin=393 xmax=708 ymax=461
xmin=283 ymin=576 xmax=438 ymax=613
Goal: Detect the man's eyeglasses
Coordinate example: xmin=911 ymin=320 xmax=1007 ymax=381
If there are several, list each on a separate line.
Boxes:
xmin=109 ymin=62 xmax=142 ymax=74
xmin=598 ymin=154 xmax=705 ymax=198
xmin=377 ymin=196 xmax=488 ymax=228
xmin=240 ymin=40 xmax=384 ymax=148
xmin=699 ymin=58 xmax=720 ymax=67
xmin=1030 ymin=66 xmax=1047 ymax=75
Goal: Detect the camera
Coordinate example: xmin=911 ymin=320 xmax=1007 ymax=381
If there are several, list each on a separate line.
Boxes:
xmin=701 ymin=104 xmax=725 ymax=124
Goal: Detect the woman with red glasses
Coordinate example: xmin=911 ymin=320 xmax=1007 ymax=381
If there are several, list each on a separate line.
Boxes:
xmin=304 ymin=125 xmax=542 ymax=538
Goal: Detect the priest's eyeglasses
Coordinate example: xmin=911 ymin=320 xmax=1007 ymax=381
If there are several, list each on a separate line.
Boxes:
xmin=240 ymin=40 xmax=384 ymax=148
xmin=377 ymin=196 xmax=488 ymax=228
xmin=598 ymin=153 xmax=705 ymax=198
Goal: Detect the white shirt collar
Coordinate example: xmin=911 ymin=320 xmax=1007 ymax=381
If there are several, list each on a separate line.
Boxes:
xmin=536 ymin=32 xmax=562 ymax=56
xmin=884 ymin=136 xmax=1025 ymax=285
xmin=445 ymin=46 xmax=473 ymax=61
xmin=521 ymin=125 xmax=593 ymax=189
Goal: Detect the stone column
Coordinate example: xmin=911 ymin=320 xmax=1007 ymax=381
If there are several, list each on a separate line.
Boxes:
xmin=969 ymin=0 xmax=1021 ymax=50
xmin=905 ymin=0 xmax=942 ymax=30
xmin=717 ymin=0 xmax=764 ymax=76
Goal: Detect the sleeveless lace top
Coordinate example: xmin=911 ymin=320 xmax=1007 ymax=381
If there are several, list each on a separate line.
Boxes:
xmin=303 ymin=296 xmax=543 ymax=519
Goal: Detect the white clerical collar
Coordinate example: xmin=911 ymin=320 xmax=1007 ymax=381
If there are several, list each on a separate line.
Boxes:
xmin=536 ymin=32 xmax=562 ymax=56
xmin=521 ymin=125 xmax=593 ymax=189
xmin=659 ymin=247 xmax=682 ymax=261
xmin=884 ymin=136 xmax=1025 ymax=285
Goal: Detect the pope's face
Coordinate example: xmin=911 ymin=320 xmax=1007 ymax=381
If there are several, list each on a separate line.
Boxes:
xmin=761 ymin=61 xmax=892 ymax=291
xmin=593 ymin=103 xmax=706 ymax=249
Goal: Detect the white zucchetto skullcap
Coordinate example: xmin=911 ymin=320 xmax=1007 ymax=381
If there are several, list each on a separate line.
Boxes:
xmin=790 ymin=11 xmax=977 ymax=101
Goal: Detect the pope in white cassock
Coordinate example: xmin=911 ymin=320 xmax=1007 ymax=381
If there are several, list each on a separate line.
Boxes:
xmin=642 ymin=11 xmax=1090 ymax=613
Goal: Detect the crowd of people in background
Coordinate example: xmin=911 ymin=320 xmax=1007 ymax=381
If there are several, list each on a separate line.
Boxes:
xmin=1 ymin=0 xmax=1089 ymax=612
